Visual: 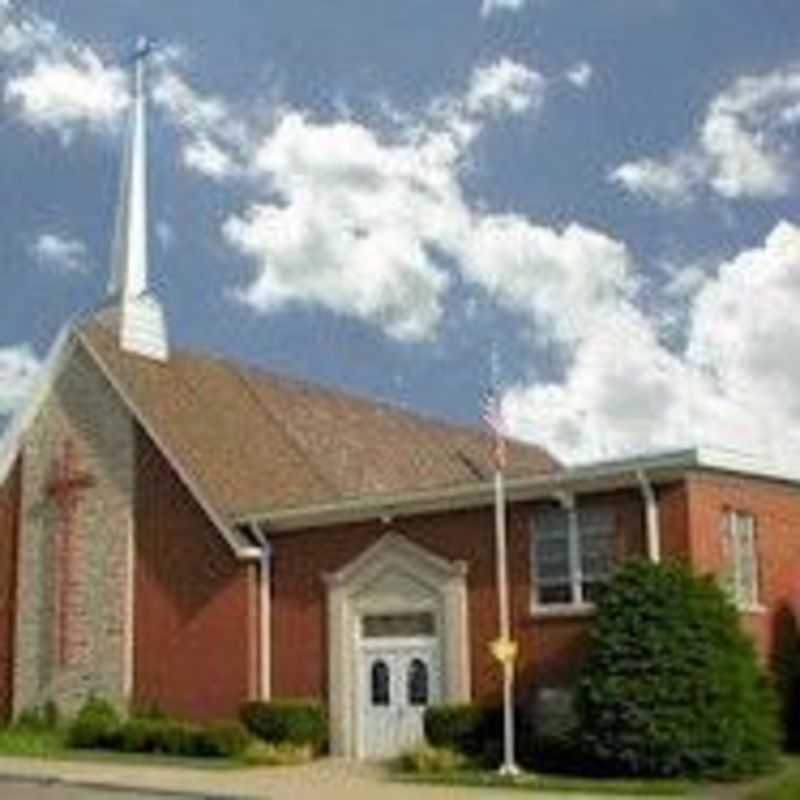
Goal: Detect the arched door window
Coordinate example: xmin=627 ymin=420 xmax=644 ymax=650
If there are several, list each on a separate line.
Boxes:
xmin=407 ymin=658 xmax=429 ymax=706
xmin=371 ymin=659 xmax=390 ymax=706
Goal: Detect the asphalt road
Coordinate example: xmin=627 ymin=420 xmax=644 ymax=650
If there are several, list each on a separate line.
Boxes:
xmin=0 ymin=780 xmax=211 ymax=799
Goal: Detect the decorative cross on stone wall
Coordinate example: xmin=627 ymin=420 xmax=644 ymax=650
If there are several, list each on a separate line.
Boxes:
xmin=46 ymin=439 xmax=95 ymax=668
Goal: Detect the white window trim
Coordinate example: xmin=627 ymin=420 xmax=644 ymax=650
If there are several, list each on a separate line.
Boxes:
xmin=530 ymin=503 xmax=614 ymax=614
xmin=724 ymin=510 xmax=763 ymax=612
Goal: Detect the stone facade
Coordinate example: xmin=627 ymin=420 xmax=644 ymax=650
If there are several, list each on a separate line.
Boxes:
xmin=14 ymin=343 xmax=135 ymax=717
xmin=0 ymin=458 xmax=21 ymax=721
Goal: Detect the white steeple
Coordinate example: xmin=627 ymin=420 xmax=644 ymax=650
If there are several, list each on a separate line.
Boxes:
xmin=108 ymin=36 xmax=169 ymax=362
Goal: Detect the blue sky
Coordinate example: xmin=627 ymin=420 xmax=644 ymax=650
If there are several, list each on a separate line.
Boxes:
xmin=1 ymin=0 xmax=800 ymax=469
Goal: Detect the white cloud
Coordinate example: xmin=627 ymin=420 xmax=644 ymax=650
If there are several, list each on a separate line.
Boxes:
xmin=612 ymin=64 xmax=800 ymax=204
xmin=465 ymin=58 xmax=545 ymax=117
xmin=151 ymin=69 xmax=251 ymax=180
xmin=0 ymin=2 xmax=59 ymax=58
xmin=660 ymin=261 xmax=708 ymax=299
xmin=566 ymin=62 xmax=593 ymax=90
xmin=155 ymin=221 xmax=175 ymax=251
xmin=503 ymin=312 xmax=697 ymax=460
xmin=6 ymin=51 xmax=127 ymax=141
xmin=701 ymin=89 xmax=790 ymax=200
xmin=499 ymin=221 xmax=800 ymax=475
xmin=0 ymin=344 xmax=40 ymax=416
xmin=460 ymin=215 xmax=634 ymax=344
xmin=223 ymin=111 xmax=462 ymax=341
xmin=480 ymin=0 xmax=528 ymax=18
xmin=688 ymin=221 xmax=800 ymax=419
xmin=609 ymin=155 xmax=700 ymax=205
xmin=223 ymin=58 xmax=546 ymax=341
xmin=0 ymin=4 xmax=128 ymax=142
xmin=29 ymin=232 xmax=89 ymax=272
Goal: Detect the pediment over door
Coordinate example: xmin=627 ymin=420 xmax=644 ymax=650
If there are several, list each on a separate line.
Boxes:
xmin=325 ymin=532 xmax=471 ymax=758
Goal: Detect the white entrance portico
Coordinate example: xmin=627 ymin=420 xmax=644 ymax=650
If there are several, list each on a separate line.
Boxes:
xmin=325 ymin=534 xmax=471 ymax=759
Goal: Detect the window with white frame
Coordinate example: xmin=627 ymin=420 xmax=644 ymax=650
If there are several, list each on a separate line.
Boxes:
xmin=531 ymin=504 xmax=616 ymax=607
xmin=723 ymin=510 xmax=759 ymax=609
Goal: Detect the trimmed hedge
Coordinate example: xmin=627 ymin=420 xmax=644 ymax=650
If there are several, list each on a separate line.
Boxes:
xmin=66 ymin=696 xmax=249 ymax=758
xmin=423 ymin=703 xmax=541 ymax=768
xmin=118 ymin=719 xmax=249 ymax=757
xmin=240 ymin=701 xmax=326 ymax=752
xmin=574 ymin=559 xmax=781 ymax=779
xmin=424 ymin=704 xmax=485 ymax=758
xmin=67 ymin=696 xmax=121 ymax=749
xmin=15 ymin=701 xmax=60 ymax=732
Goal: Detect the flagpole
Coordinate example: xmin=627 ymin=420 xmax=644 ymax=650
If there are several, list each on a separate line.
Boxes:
xmin=494 ymin=461 xmax=519 ymax=776
xmin=484 ymin=347 xmax=520 ymax=777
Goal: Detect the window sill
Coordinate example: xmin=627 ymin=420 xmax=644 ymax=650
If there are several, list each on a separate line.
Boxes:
xmin=530 ymin=603 xmax=597 ymax=620
xmin=737 ymin=604 xmax=767 ymax=615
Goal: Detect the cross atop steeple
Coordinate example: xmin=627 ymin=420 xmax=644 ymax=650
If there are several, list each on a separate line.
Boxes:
xmin=107 ymin=36 xmax=169 ymax=362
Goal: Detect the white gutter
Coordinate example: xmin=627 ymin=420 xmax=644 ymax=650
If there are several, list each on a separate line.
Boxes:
xmin=239 ymin=449 xmax=705 ymax=533
xmin=636 ymin=469 xmax=661 ymax=563
xmin=249 ymin=524 xmax=272 ymax=701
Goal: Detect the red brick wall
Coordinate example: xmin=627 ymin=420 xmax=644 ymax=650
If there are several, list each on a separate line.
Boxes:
xmin=270 ymin=488 xmax=647 ymax=706
xmin=0 ymin=458 xmax=20 ymax=722
xmin=683 ymin=472 xmax=800 ymax=668
xmin=133 ymin=427 xmax=255 ymax=721
xmin=658 ymin=481 xmax=690 ymax=561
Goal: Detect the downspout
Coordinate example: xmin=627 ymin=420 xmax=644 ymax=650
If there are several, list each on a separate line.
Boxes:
xmin=249 ymin=524 xmax=272 ymax=701
xmin=636 ymin=469 xmax=661 ymax=563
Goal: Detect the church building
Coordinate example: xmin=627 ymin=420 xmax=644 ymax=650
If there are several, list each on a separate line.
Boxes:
xmin=2 ymin=44 xmax=800 ymax=761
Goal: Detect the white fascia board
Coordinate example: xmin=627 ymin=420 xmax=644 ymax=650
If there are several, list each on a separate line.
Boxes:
xmin=237 ymin=449 xmax=706 ymax=533
xmin=0 ymin=323 xmax=76 ymax=486
xmin=77 ymin=331 xmax=256 ymax=561
xmin=242 ymin=446 xmax=800 ymax=533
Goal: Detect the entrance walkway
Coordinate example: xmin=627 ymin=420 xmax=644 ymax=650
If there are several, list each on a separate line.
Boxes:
xmin=0 ymin=755 xmax=638 ymax=799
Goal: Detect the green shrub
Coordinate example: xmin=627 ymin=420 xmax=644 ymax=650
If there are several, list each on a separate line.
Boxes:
xmin=239 ymin=740 xmax=313 ymax=766
xmin=196 ymin=721 xmax=251 ymax=758
xmin=397 ymin=745 xmax=467 ymax=773
xmin=574 ymin=559 xmax=781 ymax=779
xmin=117 ymin=718 xmax=250 ymax=758
xmin=14 ymin=701 xmax=60 ymax=732
xmin=13 ymin=709 xmax=43 ymax=732
xmin=240 ymin=701 xmax=326 ymax=752
xmin=119 ymin=718 xmax=179 ymax=754
xmin=424 ymin=702 xmax=543 ymax=768
xmin=67 ymin=696 xmax=121 ymax=749
xmin=424 ymin=704 xmax=484 ymax=758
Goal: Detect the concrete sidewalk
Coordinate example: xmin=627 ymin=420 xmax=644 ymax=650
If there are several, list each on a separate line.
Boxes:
xmin=0 ymin=755 xmax=647 ymax=799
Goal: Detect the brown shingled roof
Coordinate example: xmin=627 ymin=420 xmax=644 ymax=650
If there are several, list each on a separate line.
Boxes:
xmin=79 ymin=321 xmax=559 ymax=524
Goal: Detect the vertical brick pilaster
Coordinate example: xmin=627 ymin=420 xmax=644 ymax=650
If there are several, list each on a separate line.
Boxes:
xmin=0 ymin=458 xmax=22 ymax=721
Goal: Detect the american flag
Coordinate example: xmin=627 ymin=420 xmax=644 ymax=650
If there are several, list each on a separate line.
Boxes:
xmin=482 ymin=387 xmax=507 ymax=471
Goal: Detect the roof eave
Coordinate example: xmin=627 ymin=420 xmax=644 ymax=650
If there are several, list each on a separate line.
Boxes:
xmin=238 ymin=449 xmax=709 ymax=533
xmin=77 ymin=327 xmax=257 ymax=560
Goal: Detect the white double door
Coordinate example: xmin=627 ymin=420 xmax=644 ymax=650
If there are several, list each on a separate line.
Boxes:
xmin=359 ymin=639 xmax=440 ymax=759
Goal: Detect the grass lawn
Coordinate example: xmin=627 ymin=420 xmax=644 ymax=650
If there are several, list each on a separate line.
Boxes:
xmin=396 ymin=769 xmax=695 ymax=796
xmin=0 ymin=726 xmax=314 ymax=770
xmin=0 ymin=727 xmax=237 ymax=769
xmin=742 ymin=757 xmax=800 ymax=800
xmin=395 ymin=757 xmax=800 ymax=799
xmin=0 ymin=727 xmax=65 ymax=758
